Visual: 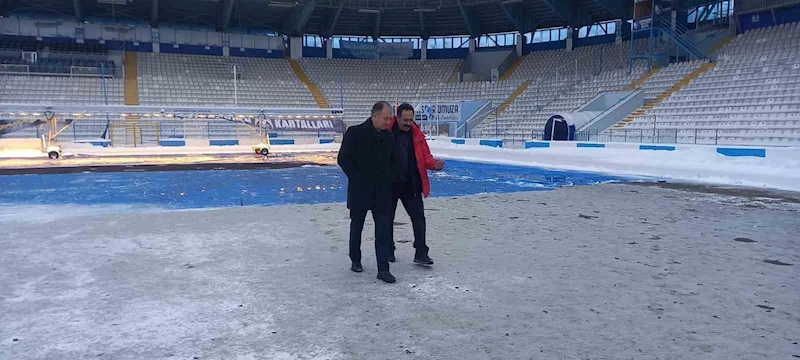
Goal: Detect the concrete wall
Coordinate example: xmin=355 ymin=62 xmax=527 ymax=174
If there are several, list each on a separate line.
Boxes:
xmin=579 ymin=91 xmax=632 ymax=112
xmin=462 ymin=50 xmax=512 ymax=79
xmin=462 ymin=72 xmax=490 ymax=82
xmin=580 ymin=90 xmax=645 ymax=133
xmin=689 ymin=28 xmax=731 ymax=58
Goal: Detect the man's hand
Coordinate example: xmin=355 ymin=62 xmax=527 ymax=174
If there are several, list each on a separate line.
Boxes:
xmin=434 ymin=159 xmax=445 ymax=170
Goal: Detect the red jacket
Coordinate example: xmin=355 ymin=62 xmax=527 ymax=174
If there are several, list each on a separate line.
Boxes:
xmin=387 ymin=117 xmax=438 ymax=198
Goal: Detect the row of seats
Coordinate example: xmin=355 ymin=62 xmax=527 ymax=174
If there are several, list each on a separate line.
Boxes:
xmin=301 ymin=58 xmax=459 ymax=85
xmin=639 ymin=60 xmax=707 ymax=100
xmin=301 ymin=58 xmax=463 ymax=124
xmin=0 ymin=75 xmax=124 ymax=105
xmin=137 ymin=53 xmax=316 ymax=108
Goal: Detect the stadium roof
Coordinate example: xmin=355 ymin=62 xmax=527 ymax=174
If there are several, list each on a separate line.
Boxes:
xmin=2 ymin=0 xmax=712 ymax=38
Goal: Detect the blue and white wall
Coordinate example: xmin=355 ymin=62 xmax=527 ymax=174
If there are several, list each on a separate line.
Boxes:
xmin=0 ymin=16 xmax=285 ymax=57
xmin=67 ymin=137 xmax=337 ymax=148
xmin=429 ymin=138 xmax=800 ymax=191
xmin=738 ymin=3 xmax=800 ymax=33
xmin=523 ymin=140 xmax=777 ymax=158
xmin=448 ymin=138 xmax=504 ymax=148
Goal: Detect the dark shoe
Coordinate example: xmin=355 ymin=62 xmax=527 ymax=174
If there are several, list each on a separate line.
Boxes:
xmin=388 ymin=253 xmax=396 ymax=263
xmin=377 ymin=271 xmax=396 ymax=283
xmin=350 ymin=261 xmax=363 ymax=273
xmin=414 ymin=253 xmax=434 ymax=265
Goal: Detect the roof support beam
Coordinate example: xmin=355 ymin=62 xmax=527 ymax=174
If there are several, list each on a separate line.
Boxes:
xmin=294 ymin=0 xmax=317 ymax=35
xmin=219 ymin=0 xmax=236 ymax=31
xmin=284 ymin=0 xmax=316 ymax=36
xmin=150 ymin=0 xmax=159 ymax=27
xmin=72 ymin=0 xmax=83 ymax=22
xmin=418 ymin=12 xmax=428 ymax=39
xmin=498 ymin=1 xmax=521 ymax=32
xmin=457 ymin=1 xmax=480 ymax=38
xmin=372 ymin=11 xmax=382 ymax=40
xmin=569 ymin=0 xmax=593 ymax=28
xmin=540 ymin=0 xmax=571 ymax=22
xmin=522 ymin=7 xmax=538 ymax=34
xmin=323 ymin=1 xmax=344 ymax=38
xmin=697 ymin=5 xmax=711 ymax=23
xmin=590 ymin=0 xmax=625 ymax=19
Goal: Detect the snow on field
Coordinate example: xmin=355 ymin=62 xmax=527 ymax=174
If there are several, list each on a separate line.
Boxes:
xmin=0 ymin=143 xmax=340 ymax=159
xmin=62 ymin=143 xmax=341 ymax=157
xmin=4 ymin=138 xmax=799 ymax=193
xmin=428 ymin=141 xmax=800 ymax=192
xmin=1 ymin=184 xmax=798 ymax=359
xmin=0 ymin=149 xmax=46 ymax=158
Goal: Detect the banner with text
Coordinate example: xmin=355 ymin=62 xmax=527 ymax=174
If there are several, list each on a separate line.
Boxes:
xmin=393 ymin=102 xmax=462 ymax=123
xmin=339 ymin=40 xmax=414 ymax=60
xmin=252 ymin=118 xmax=345 ymax=132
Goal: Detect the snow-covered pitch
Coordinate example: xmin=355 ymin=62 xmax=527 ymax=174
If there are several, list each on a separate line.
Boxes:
xmin=1 ymin=183 xmax=798 ymax=359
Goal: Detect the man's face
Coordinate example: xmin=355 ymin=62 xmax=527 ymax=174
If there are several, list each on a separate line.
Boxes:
xmin=372 ymin=105 xmax=392 ymax=131
xmin=398 ymin=110 xmax=414 ymax=132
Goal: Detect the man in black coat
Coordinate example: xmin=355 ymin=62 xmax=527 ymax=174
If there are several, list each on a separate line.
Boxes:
xmin=337 ymin=101 xmax=397 ymax=283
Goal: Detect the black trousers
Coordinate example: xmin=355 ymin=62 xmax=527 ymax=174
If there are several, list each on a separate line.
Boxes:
xmin=390 ymin=183 xmax=429 ymax=255
xmin=349 ymin=209 xmax=393 ymax=271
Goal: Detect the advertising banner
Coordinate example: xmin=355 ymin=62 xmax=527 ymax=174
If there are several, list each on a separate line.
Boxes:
xmin=253 ymin=118 xmax=345 ymax=132
xmin=393 ymin=102 xmax=462 ymax=123
xmin=340 ymin=40 xmax=413 ymax=60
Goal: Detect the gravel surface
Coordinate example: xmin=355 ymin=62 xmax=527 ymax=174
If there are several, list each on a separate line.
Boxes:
xmin=1 ymin=183 xmax=798 ymax=360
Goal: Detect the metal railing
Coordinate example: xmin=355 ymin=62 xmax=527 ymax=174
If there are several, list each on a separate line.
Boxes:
xmin=0 ymin=47 xmax=111 ymax=61
xmin=1 ymin=118 xmax=343 ymax=146
xmin=0 ymin=48 xmax=122 ymax=78
xmin=468 ymin=117 xmax=799 ymax=147
xmin=0 ymin=63 xmax=121 ymax=78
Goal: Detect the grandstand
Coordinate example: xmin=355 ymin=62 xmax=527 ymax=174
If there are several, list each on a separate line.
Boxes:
xmin=300 ymin=58 xmax=463 ymax=123
xmin=615 ymin=22 xmax=800 ymax=145
xmin=473 ymin=38 xmax=659 ymax=137
xmin=4 ymin=1 xmax=800 ymax=359
xmin=1 ymin=0 xmax=797 ymax=147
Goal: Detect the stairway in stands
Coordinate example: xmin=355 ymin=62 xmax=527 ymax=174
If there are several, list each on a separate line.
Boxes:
xmin=481 ymin=81 xmax=531 ymax=128
xmin=626 ymin=67 xmax=661 ymax=90
xmin=289 ymin=59 xmax=329 ymax=108
xmin=123 ymin=52 xmax=139 ymax=105
xmin=614 ymin=62 xmax=715 ymax=129
xmin=499 ymin=55 xmax=525 ymax=81
xmin=448 ymin=62 xmax=461 ymax=83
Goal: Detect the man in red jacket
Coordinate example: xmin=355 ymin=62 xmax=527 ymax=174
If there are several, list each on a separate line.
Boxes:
xmin=388 ymin=103 xmax=445 ymax=265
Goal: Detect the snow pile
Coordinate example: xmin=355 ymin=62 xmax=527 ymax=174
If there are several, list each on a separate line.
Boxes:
xmin=428 ymin=141 xmax=800 ymax=191
xmin=60 ymin=143 xmax=340 ymax=157
xmin=0 ymin=149 xmax=45 ymax=158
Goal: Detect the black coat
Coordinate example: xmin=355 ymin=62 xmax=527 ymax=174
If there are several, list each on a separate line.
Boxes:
xmin=337 ymin=118 xmax=395 ymax=212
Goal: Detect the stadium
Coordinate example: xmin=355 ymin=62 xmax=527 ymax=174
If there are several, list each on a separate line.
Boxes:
xmin=1 ymin=0 xmax=799 ymax=358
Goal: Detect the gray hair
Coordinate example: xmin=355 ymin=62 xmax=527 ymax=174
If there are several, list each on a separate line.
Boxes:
xmin=371 ymin=101 xmax=391 ymax=116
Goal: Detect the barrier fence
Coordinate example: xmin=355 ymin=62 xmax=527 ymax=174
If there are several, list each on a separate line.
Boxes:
xmin=1 ymin=118 xmax=343 ymax=147
xmin=469 ymin=127 xmax=794 ymax=147
xmin=0 ymin=48 xmax=122 ymax=78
